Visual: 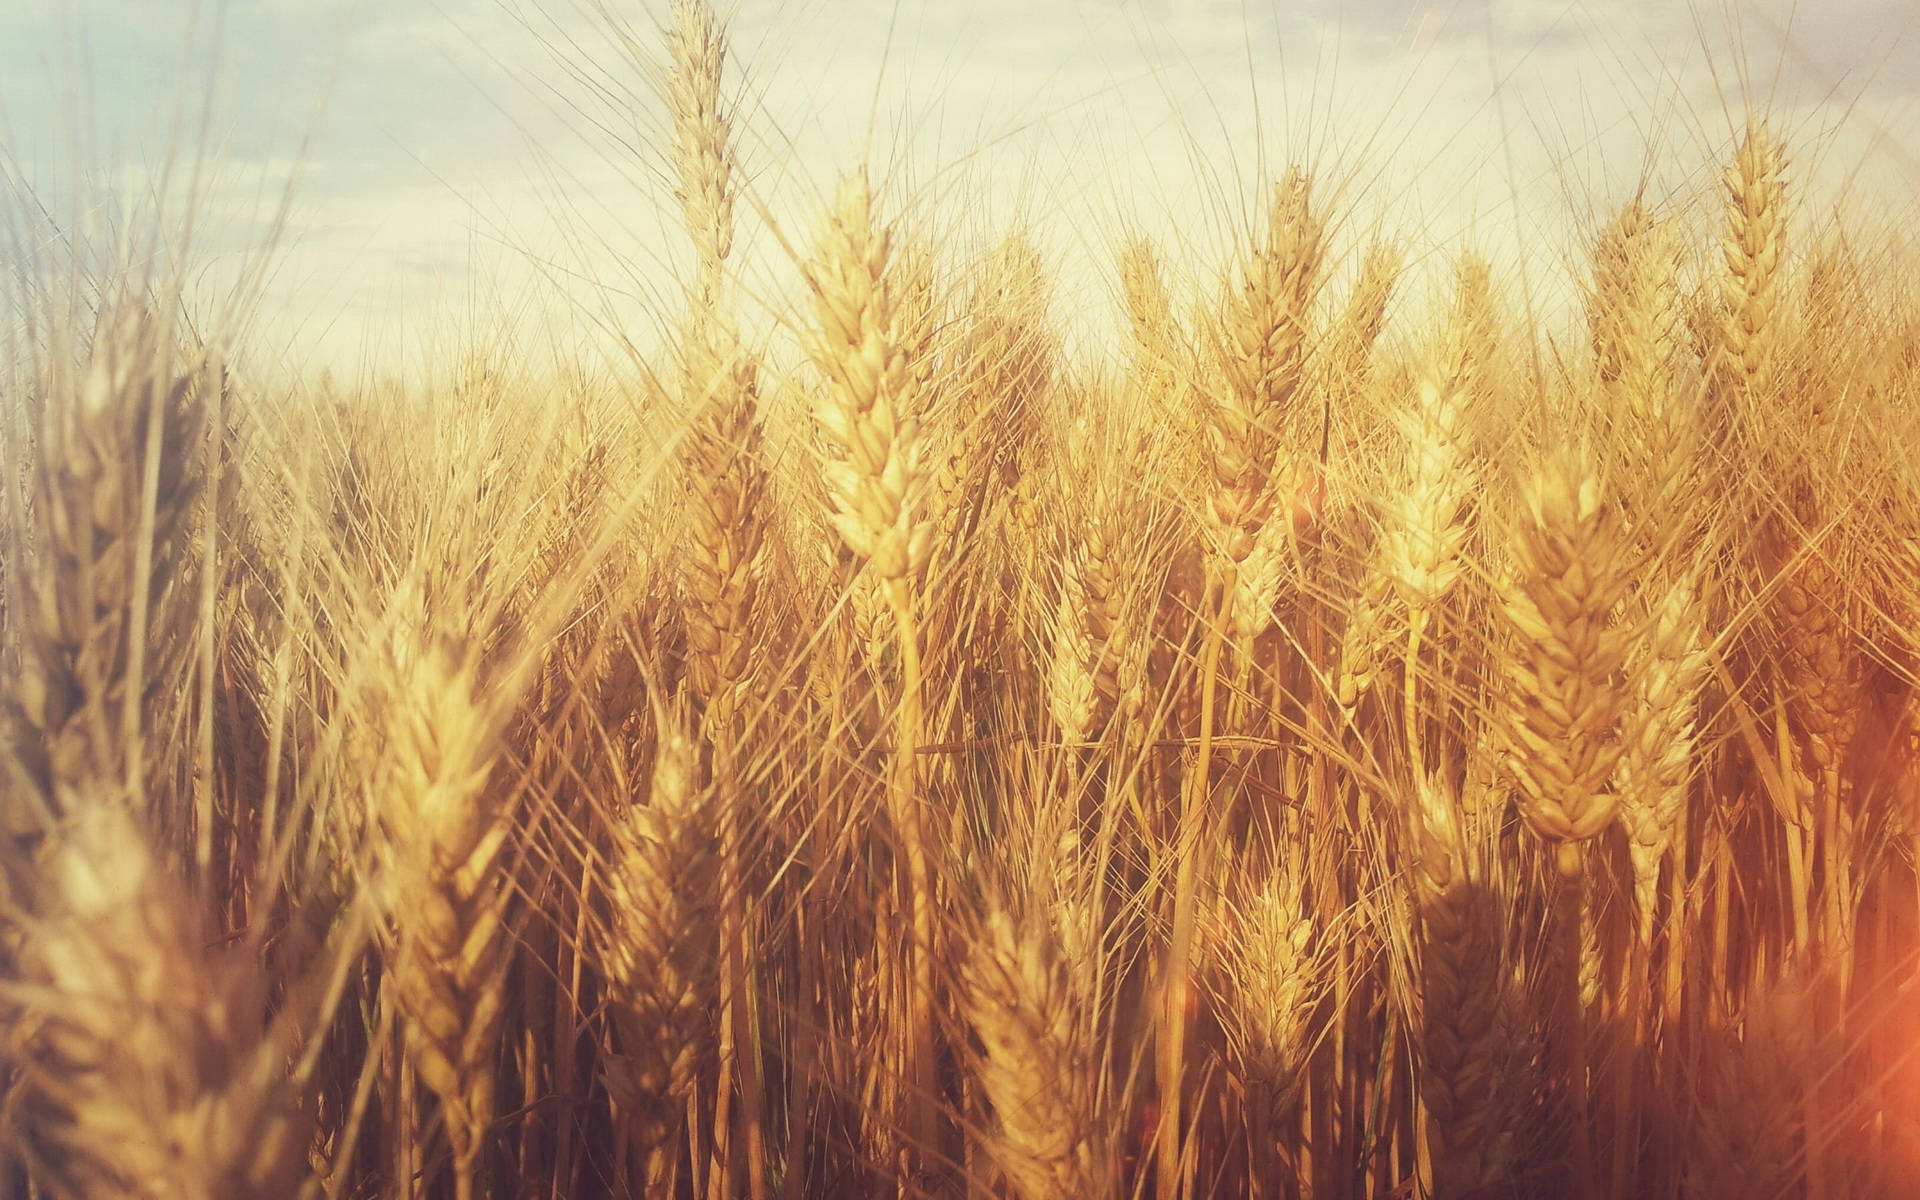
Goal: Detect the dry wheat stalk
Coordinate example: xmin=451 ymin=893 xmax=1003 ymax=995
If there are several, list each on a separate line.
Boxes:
xmin=666 ymin=55 xmax=773 ymax=1172
xmin=1596 ymin=208 xmax=1710 ymax=960
xmin=1492 ymin=454 xmax=1637 ymax=1199
xmin=680 ymin=404 xmax=774 ymax=1200
xmin=1154 ymin=174 xmax=1327 ymax=1200
xmin=800 ymin=168 xmax=943 ymax=1177
xmin=667 ymin=0 xmax=765 ymax=732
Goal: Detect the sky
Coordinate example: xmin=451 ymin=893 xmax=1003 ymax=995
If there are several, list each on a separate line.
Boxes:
xmin=2 ymin=0 xmax=1917 ymax=376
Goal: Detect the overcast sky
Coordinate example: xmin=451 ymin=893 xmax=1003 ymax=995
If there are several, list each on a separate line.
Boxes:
xmin=3 ymin=0 xmax=1917 ymax=375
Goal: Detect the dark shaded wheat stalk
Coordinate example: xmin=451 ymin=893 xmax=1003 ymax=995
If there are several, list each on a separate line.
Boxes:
xmin=599 ymin=696 xmax=718 ymax=1193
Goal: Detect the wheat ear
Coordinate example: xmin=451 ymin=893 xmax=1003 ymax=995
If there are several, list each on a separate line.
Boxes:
xmin=964 ymin=905 xmax=1113 ymax=1200
xmin=371 ymin=618 xmax=517 ymax=1200
xmin=1205 ymin=168 xmax=1328 ymax=563
xmin=2 ymin=304 xmax=210 ymax=842
xmin=1717 ymin=120 xmax=1788 ymax=404
xmin=1496 ymin=456 xmax=1633 ymax=871
xmin=1368 ymin=307 xmax=1477 ymax=772
xmin=1494 ymin=454 xmax=1633 ymax=1200
xmin=1 ymin=804 xmax=310 ymax=1200
xmin=801 ymin=169 xmax=942 ymax=1176
xmin=1407 ymin=773 xmax=1518 ymax=1199
xmin=662 ymin=7 xmax=774 ymax=1189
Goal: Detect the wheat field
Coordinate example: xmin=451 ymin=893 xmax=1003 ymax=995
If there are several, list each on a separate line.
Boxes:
xmin=4 ymin=3 xmax=1920 ymax=1198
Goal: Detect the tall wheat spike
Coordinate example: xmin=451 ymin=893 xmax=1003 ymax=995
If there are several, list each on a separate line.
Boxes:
xmin=1218 ymin=867 xmax=1323 ymax=1190
xmin=1494 ymin=454 xmax=1635 ymax=1200
xmin=1717 ymin=120 xmax=1788 ymax=406
xmin=1322 ymin=240 xmax=1403 ymax=434
xmin=1497 ymin=457 xmax=1634 ymax=872
xmin=1205 ymin=168 xmax=1328 ymax=563
xmin=662 ymin=5 xmax=775 ymax=1191
xmin=1615 ymin=578 xmax=1709 ymax=942
xmin=666 ymin=0 xmax=735 ymax=310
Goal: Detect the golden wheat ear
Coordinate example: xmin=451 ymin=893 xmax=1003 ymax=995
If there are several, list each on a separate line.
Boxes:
xmin=1496 ymin=454 xmax=1635 ymax=872
xmin=353 ymin=594 xmax=524 ymax=1200
xmin=963 ymin=902 xmax=1116 ymax=1200
xmin=1 ymin=803 xmax=320 ymax=1200
xmin=800 ymin=167 xmax=945 ymax=1178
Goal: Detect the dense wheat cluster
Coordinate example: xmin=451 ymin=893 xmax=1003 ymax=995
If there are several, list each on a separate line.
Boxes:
xmin=6 ymin=4 xmax=1920 ymax=1197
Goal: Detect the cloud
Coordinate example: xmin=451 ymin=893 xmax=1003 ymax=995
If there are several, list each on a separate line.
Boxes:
xmin=3 ymin=0 xmax=1916 ymax=372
